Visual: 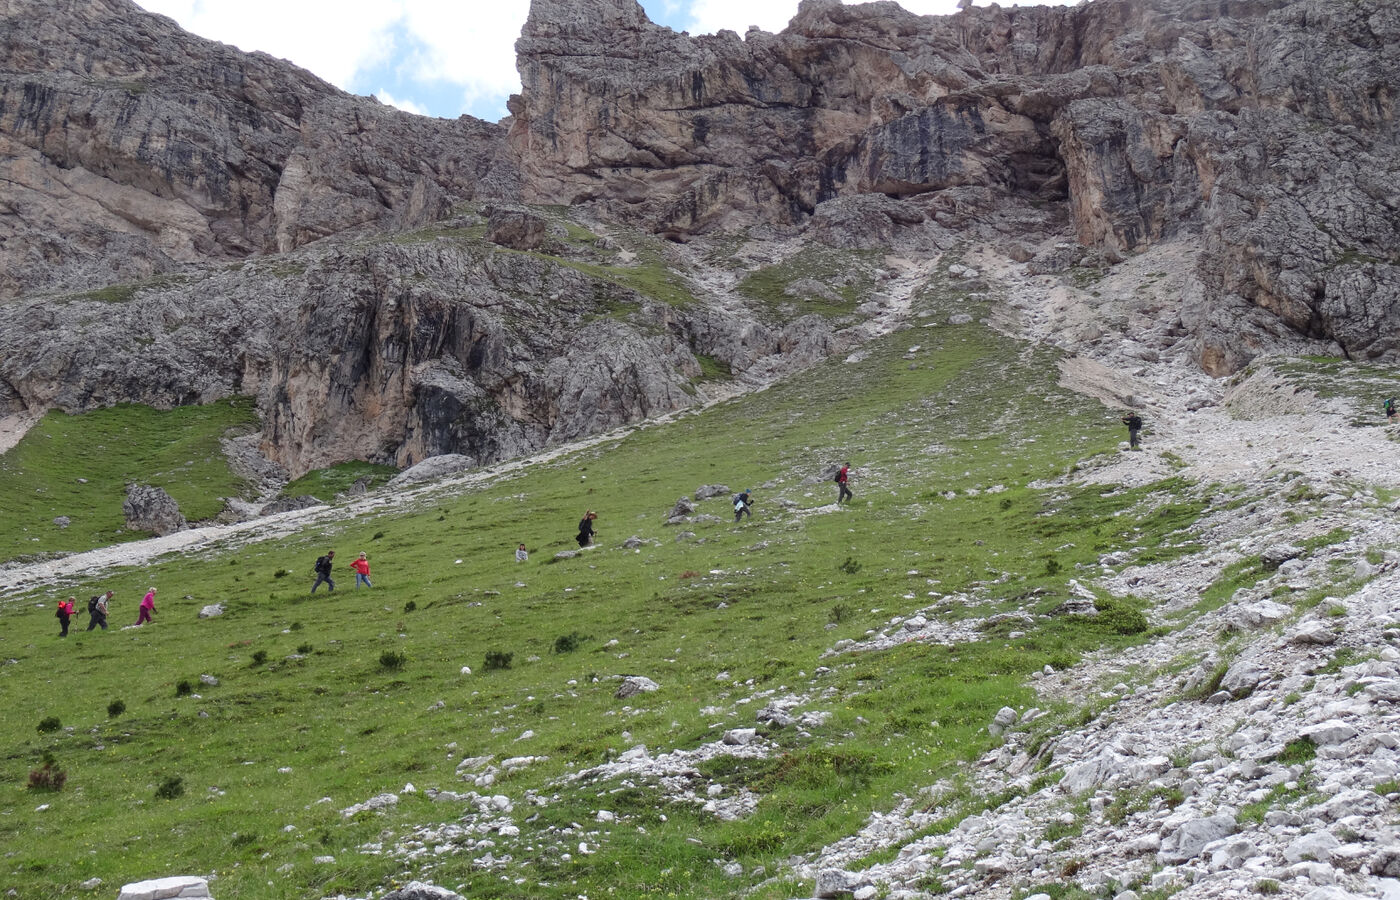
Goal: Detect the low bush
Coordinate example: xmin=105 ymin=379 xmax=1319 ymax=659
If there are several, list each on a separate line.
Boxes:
xmin=36 ymin=716 xmax=60 ymax=734
xmin=155 ymin=775 xmax=184 ymax=799
xmin=379 ymin=650 xmax=407 ymax=671
xmin=175 ymin=680 xmax=193 ymax=697
xmin=27 ymin=753 xmax=66 ymax=792
xmin=107 ymin=699 xmax=126 ymax=717
xmin=484 ymin=650 xmax=514 ymax=671
xmin=553 ymin=632 xmax=586 ymax=654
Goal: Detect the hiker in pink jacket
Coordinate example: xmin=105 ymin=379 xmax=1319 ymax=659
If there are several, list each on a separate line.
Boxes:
xmin=135 ymin=588 xmax=156 ymax=625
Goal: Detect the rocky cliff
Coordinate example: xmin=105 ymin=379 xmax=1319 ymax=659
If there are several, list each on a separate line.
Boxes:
xmin=511 ymin=0 xmax=1400 ymax=372
xmin=2 ymin=0 xmax=1398 ymax=483
xmin=0 ymin=0 xmax=516 ymax=299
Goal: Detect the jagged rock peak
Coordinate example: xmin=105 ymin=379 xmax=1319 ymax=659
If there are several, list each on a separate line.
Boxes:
xmin=523 ymin=0 xmax=652 ymax=32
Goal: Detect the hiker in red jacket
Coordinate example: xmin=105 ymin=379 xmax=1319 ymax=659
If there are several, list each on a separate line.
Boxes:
xmin=56 ymin=597 xmax=76 ymax=637
xmin=836 ymin=463 xmax=853 ymax=504
xmin=351 ymin=552 xmax=372 ymax=588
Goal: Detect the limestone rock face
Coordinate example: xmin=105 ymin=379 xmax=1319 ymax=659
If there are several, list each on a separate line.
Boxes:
xmin=122 ymin=484 xmax=185 ymax=535
xmin=512 ymin=0 xmax=1400 ymax=370
xmin=0 ymin=232 xmax=810 ymax=477
xmin=0 ymin=0 xmax=516 ymax=299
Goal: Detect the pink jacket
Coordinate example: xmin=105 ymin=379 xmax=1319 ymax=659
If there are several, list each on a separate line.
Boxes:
xmin=140 ymin=591 xmax=156 ymax=611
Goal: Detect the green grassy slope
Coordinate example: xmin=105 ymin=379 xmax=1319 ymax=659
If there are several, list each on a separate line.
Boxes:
xmin=0 ymin=281 xmax=1207 ymax=899
xmin=0 ymin=398 xmax=258 ymax=564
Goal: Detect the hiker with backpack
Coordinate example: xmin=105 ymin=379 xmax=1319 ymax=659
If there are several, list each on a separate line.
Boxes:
xmin=835 ymin=463 xmax=853 ymax=504
xmin=1386 ymin=397 xmax=1396 ymax=424
xmin=134 ymin=587 xmax=156 ymax=625
xmin=351 ymin=552 xmax=372 ymax=588
xmin=1121 ymin=411 xmax=1144 ymax=450
xmin=56 ymin=597 xmax=76 ymax=637
xmin=311 ymin=550 xmax=336 ymax=593
xmin=87 ymin=591 xmax=112 ymax=631
xmin=733 ymin=490 xmax=753 ymax=522
xmin=576 ymin=511 xmax=598 ymax=548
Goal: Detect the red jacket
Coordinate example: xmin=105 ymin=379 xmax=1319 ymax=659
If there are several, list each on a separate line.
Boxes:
xmin=351 ymin=558 xmax=370 ymax=576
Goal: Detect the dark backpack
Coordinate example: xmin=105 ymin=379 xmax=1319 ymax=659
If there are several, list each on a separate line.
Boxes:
xmin=88 ymin=595 xmax=100 ymax=615
xmin=314 ymin=555 xmax=329 ymax=574
xmin=833 ymin=471 xmax=842 ymax=482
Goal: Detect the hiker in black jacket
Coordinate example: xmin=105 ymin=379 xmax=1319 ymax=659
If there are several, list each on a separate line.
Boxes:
xmin=1121 ymin=412 xmax=1143 ymax=450
xmin=576 ymin=511 xmax=597 ymax=548
xmin=86 ymin=591 xmax=112 ymax=631
xmin=311 ymin=550 xmax=336 ymax=593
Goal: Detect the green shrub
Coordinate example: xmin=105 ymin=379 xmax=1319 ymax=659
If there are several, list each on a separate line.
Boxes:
xmin=838 ymin=557 xmax=862 ymax=575
xmin=484 ymin=650 xmax=514 ymax=671
xmin=553 ymin=631 xmax=586 ymax=654
xmin=379 ymin=650 xmax=407 ymax=671
xmin=1093 ymin=598 xmax=1148 ymax=635
xmin=273 ymin=568 xmax=290 ymax=578
xmin=36 ymin=716 xmax=60 ymax=734
xmin=297 ymin=643 xmax=313 ymax=655
xmin=175 ymin=680 xmax=193 ymax=697
xmin=107 ymin=699 xmax=126 ymax=717
xmin=250 ymin=650 xmax=268 ymax=666
xmin=404 ymin=600 xmax=417 ymax=613
xmin=155 ymin=775 xmax=184 ymax=799
xmin=1276 ymin=736 xmax=1317 ymax=764
xmin=829 ymin=603 xmax=850 ymax=624
xmin=1043 ymin=556 xmax=1062 ymax=576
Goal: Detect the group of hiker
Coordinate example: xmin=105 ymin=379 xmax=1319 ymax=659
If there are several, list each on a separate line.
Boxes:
xmin=56 ymin=588 xmax=155 ymax=637
xmin=310 ymin=551 xmax=372 ymax=593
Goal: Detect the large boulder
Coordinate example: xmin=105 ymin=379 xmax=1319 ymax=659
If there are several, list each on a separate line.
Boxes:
xmin=258 ymin=495 xmax=323 ymax=517
xmin=382 ymin=883 xmax=465 ymax=900
xmin=387 ymin=454 xmax=476 ymax=488
xmin=123 ymin=484 xmax=186 ymax=536
xmin=485 ymin=207 xmax=547 ymax=250
xmin=117 ymin=876 xmax=212 ymax=900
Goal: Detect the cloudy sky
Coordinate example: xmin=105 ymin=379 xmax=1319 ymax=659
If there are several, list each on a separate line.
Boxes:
xmin=135 ymin=0 xmax=1076 ymax=122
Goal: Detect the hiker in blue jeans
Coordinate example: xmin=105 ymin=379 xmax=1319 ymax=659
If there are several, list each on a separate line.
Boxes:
xmin=311 ymin=551 xmax=336 ymax=593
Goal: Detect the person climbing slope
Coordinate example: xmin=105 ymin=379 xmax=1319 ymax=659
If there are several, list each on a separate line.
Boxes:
xmin=56 ymin=597 xmax=76 ymax=637
xmin=311 ymin=550 xmax=336 ymax=593
xmin=835 ymin=463 xmax=853 ymax=504
xmin=134 ymin=587 xmax=156 ymax=625
xmin=733 ymin=490 xmax=753 ymax=522
xmin=576 ymin=511 xmax=598 ymax=548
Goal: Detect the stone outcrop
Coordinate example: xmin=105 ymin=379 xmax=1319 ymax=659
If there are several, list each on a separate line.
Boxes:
xmin=0 ymin=226 xmax=844 ymax=476
xmin=0 ymin=0 xmax=516 ymax=299
xmin=122 ymin=483 xmax=185 ymax=535
xmin=116 ymin=875 xmax=211 ymax=900
xmin=511 ymin=0 xmax=1400 ymax=371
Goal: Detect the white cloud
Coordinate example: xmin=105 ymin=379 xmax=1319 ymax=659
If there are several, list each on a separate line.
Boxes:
xmin=375 ymin=88 xmax=429 ymax=116
xmin=397 ymin=0 xmax=530 ymax=107
xmin=137 ymin=0 xmax=402 ymax=88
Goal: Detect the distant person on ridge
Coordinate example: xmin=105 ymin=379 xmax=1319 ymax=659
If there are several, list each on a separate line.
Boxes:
xmin=134 ymin=587 xmax=156 ymax=625
xmin=733 ymin=490 xmax=753 ymax=522
xmin=1386 ymin=397 xmax=1396 ymax=423
xmin=56 ymin=597 xmax=76 ymax=637
xmin=576 ymin=511 xmax=597 ymax=548
xmin=351 ymin=552 xmax=372 ymax=589
xmin=1121 ymin=411 xmax=1143 ymax=450
xmin=516 ymin=543 xmax=529 ymax=562
xmin=87 ymin=591 xmax=112 ymax=631
xmin=835 ymin=463 xmax=853 ymax=504
xmin=311 ymin=550 xmax=336 ymax=593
